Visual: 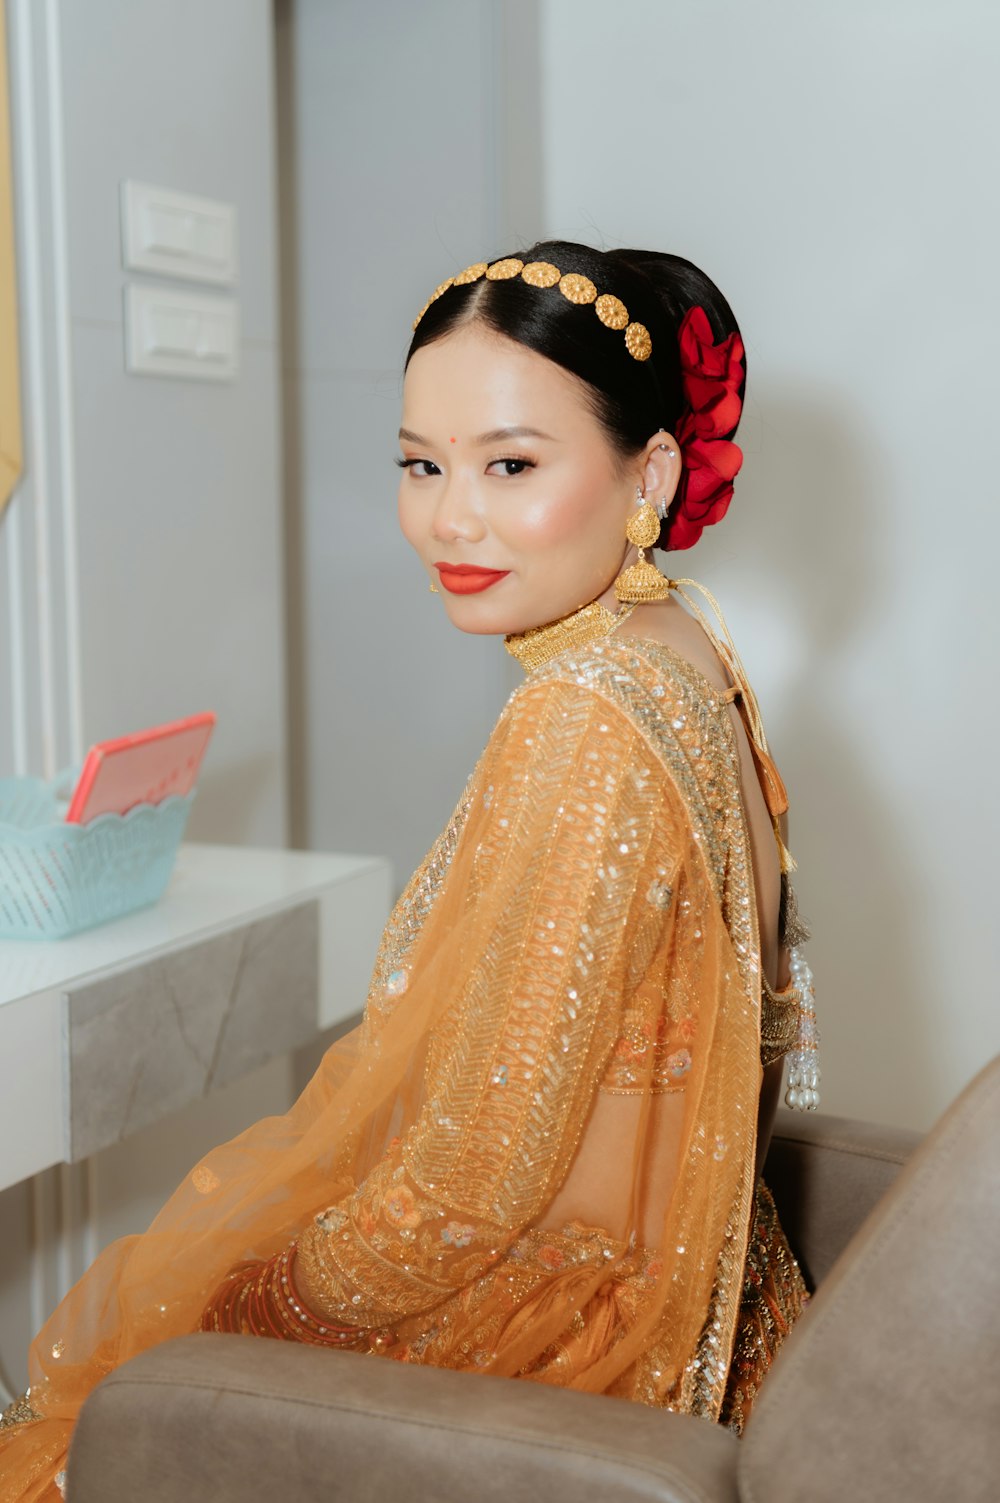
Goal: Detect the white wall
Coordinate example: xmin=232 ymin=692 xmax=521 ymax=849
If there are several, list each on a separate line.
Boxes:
xmin=529 ymin=0 xmax=1000 ymax=1130
xmin=1 ymin=0 xmax=288 ymax=838
xmin=277 ymin=0 xmax=519 ymax=885
xmin=0 ymin=0 xmax=291 ymax=1395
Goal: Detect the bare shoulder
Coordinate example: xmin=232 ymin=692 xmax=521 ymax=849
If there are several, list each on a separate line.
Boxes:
xmin=615 ymin=597 xmax=734 ymax=695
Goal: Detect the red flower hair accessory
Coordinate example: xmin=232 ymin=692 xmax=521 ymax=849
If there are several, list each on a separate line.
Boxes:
xmin=665 ymin=305 xmax=746 ymax=551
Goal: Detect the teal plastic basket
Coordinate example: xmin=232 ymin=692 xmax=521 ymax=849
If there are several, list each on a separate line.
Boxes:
xmin=0 ymin=766 xmax=195 ymax=941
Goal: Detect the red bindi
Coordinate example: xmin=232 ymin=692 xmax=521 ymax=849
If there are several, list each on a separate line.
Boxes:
xmin=450 ymin=436 xmax=457 ymax=443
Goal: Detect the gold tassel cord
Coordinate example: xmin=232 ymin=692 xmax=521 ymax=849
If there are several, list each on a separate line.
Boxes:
xmin=772 ymin=815 xmax=797 ymax=875
xmin=670 ymin=579 xmax=770 ymax=754
xmin=670 ymin=577 xmax=797 ymax=874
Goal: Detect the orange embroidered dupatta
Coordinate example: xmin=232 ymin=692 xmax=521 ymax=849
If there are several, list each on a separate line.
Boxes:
xmin=1 ymin=636 xmax=762 ymax=1500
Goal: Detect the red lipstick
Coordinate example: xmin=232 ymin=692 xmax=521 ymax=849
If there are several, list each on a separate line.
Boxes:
xmin=434 ymin=562 xmax=511 ymax=595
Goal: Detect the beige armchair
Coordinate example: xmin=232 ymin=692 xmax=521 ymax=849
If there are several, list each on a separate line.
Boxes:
xmin=67 ymin=1056 xmax=1000 ymax=1503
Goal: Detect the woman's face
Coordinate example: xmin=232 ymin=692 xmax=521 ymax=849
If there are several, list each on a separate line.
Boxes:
xmin=397 ymin=322 xmax=642 ymax=636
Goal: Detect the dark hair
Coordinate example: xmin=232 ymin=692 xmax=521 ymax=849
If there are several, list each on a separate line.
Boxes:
xmin=405 ymin=239 xmax=746 ymax=551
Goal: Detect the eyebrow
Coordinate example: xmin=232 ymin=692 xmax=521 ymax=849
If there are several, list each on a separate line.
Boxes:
xmin=398 ymin=425 xmax=559 ymax=446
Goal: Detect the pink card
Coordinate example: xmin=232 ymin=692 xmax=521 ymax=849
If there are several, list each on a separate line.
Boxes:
xmin=64 ymin=711 xmax=216 ymax=824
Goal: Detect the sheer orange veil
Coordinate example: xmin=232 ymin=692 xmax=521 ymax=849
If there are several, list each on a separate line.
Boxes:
xmin=1 ymin=638 xmax=762 ymax=1498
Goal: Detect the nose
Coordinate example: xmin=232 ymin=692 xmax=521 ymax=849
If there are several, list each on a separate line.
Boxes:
xmin=429 ymin=474 xmax=487 ymax=545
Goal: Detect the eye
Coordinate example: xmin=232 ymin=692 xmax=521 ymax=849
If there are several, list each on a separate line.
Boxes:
xmin=395 ymin=457 xmax=441 ymax=477
xmin=486 ymin=457 xmax=536 ymax=477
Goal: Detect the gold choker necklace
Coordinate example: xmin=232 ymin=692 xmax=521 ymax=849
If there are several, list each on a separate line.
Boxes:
xmin=504 ymin=598 xmax=638 ymax=672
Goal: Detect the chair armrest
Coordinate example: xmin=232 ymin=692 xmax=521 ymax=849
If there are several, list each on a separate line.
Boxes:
xmin=743 ymin=1055 xmax=1000 ymax=1503
xmin=68 ymin=1333 xmax=740 ymax=1503
xmin=764 ymin=1110 xmax=919 ymax=1286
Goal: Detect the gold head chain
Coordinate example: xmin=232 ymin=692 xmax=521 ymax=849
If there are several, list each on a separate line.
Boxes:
xmin=412 ymin=258 xmax=653 ymax=362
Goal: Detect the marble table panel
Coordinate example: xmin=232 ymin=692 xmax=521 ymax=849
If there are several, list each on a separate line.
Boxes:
xmin=66 ymin=898 xmax=319 ymax=1159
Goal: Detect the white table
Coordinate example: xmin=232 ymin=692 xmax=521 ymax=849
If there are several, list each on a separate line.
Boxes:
xmin=0 ymin=843 xmax=393 ymax=1192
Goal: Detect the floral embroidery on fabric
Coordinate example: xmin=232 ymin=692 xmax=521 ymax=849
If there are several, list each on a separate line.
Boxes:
xmin=441 ymin=1221 xmax=476 ymax=1247
xmin=190 ymin=1165 xmax=220 ymax=1195
xmin=600 ymin=980 xmax=697 ymax=1093
xmin=384 ymin=1185 xmax=422 ymax=1229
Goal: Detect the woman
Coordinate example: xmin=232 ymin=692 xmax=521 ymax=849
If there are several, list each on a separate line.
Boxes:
xmin=0 ymin=241 xmax=821 ymax=1498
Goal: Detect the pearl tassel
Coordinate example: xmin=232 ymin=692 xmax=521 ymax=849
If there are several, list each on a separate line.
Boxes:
xmin=783 ymin=943 xmax=822 ymax=1111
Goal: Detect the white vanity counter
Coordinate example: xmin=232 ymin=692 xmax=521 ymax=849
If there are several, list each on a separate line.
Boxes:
xmin=0 ymin=843 xmax=392 ymax=1191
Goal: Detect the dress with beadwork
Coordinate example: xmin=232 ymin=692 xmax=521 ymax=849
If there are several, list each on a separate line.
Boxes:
xmin=0 ymin=631 xmax=814 ymax=1500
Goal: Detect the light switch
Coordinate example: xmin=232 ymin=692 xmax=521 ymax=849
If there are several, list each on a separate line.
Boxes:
xmin=120 ymin=180 xmax=238 ymax=286
xmin=124 ymin=284 xmax=239 ymax=382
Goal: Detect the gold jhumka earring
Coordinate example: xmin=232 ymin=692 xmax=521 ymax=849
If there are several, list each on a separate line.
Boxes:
xmin=613 ymin=487 xmax=675 ymax=603
xmin=504 ymin=454 xmax=680 ymax=669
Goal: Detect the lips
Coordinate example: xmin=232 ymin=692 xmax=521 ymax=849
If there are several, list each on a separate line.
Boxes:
xmin=434 ymin=562 xmax=511 ymax=595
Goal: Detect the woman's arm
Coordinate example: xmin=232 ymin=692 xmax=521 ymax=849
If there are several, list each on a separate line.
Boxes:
xmin=201 ymin=676 xmax=680 ymax=1344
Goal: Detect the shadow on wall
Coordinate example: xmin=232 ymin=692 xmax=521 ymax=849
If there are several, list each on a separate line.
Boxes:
xmin=274 ymin=0 xmax=308 ymax=851
xmin=706 ymin=381 xmax=931 ymax=1129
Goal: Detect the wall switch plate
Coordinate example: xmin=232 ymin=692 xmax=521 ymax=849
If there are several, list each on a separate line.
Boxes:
xmin=120 ymin=180 xmax=238 ymax=286
xmin=124 ymin=283 xmax=239 ymax=381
